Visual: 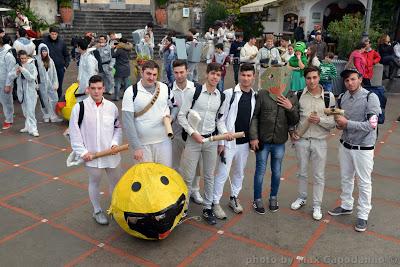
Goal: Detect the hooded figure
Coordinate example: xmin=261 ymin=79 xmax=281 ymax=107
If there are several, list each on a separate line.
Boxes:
xmin=111 ymin=39 xmax=133 ymax=101
xmin=289 ymin=42 xmax=308 ymax=91
xmin=77 ymin=46 xmax=98 ymax=101
xmin=0 ymin=40 xmax=16 ymax=129
xmin=6 ymin=51 xmax=39 ymax=136
xmin=34 ymin=43 xmax=62 ymax=122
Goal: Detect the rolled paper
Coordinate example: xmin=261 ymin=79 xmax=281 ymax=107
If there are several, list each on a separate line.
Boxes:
xmin=324 ymin=108 xmax=345 ymax=116
xmin=163 ymin=116 xmax=174 ymax=139
xmin=295 ymin=120 xmax=310 ymax=137
xmin=93 ymin=144 xmax=129 ymax=159
xmin=202 ymin=132 xmax=245 ymax=143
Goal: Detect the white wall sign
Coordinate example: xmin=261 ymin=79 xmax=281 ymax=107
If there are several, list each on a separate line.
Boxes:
xmin=183 ymin=8 xmax=190 ymax=18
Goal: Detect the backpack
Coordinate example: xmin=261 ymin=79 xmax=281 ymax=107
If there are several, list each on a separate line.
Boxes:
xmin=296 ymin=89 xmax=333 ymax=108
xmin=77 ymin=101 xmax=117 ymax=128
xmin=131 ymin=83 xmax=171 ymax=103
xmin=337 ymin=86 xmax=386 ymax=124
xmin=182 ymin=83 xmax=226 ymax=141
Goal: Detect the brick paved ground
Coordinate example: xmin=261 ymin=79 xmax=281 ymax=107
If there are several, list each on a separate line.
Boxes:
xmin=0 ymin=61 xmax=399 ymax=266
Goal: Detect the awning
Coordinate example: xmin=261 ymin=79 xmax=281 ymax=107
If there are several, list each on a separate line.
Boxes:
xmin=240 ymin=0 xmax=279 ymax=13
xmin=0 ymin=8 xmax=12 ymax=12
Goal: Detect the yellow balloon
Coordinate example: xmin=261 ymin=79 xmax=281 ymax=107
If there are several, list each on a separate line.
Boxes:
xmin=60 ymin=82 xmax=79 ymax=121
xmin=109 ymin=163 xmax=188 ymax=240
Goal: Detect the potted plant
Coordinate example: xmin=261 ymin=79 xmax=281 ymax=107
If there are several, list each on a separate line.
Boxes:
xmin=155 ymin=0 xmax=168 ymax=26
xmin=59 ymin=0 xmax=73 ymax=24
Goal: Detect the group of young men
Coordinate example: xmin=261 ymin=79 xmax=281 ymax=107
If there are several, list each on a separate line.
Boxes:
xmin=69 ymin=57 xmax=380 ymax=232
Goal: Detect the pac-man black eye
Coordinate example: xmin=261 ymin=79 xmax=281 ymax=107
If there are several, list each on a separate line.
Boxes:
xmin=160 ymin=176 xmax=169 ymax=185
xmin=131 ymin=182 xmax=141 ymax=192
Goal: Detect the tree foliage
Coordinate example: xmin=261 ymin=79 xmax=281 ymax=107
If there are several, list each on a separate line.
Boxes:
xmin=371 ymin=0 xmax=399 ymax=35
xmin=204 ymin=0 xmax=228 ymax=30
xmin=328 ymin=14 xmax=380 ymax=59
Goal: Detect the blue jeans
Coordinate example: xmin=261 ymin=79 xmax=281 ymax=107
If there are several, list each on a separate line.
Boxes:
xmin=320 ymin=81 xmax=333 ymax=92
xmin=217 ymin=78 xmax=225 ymax=93
xmin=114 ymin=76 xmax=130 ymax=100
xmin=253 ymin=143 xmax=285 ymax=200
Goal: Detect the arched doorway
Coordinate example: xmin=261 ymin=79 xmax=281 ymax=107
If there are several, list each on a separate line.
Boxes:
xmin=323 ymin=1 xmax=365 ymax=30
xmin=283 ymin=13 xmax=298 ymax=32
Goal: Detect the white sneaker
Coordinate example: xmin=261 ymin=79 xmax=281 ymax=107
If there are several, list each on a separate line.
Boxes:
xmin=313 ymin=206 xmax=323 ymax=221
xmin=50 ymin=116 xmax=63 ymax=123
xmin=291 ymin=198 xmax=306 ymax=210
xmin=20 ymin=128 xmax=28 ymax=133
xmin=229 ymin=196 xmax=243 ymax=214
xmin=30 ymin=131 xmax=39 ymax=137
xmin=190 ymin=191 xmax=203 ymax=205
xmin=43 ymin=118 xmax=50 ymax=123
xmin=213 ymin=204 xmax=227 ymax=220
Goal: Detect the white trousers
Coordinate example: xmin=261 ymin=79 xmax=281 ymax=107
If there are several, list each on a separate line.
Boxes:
xmin=339 ymin=144 xmax=374 ymax=220
xmin=0 ymin=83 xmax=14 ymax=123
xmin=39 ymin=85 xmax=58 ymax=120
xmin=172 ymin=135 xmax=201 ymax=193
xmin=180 ymin=137 xmax=218 ymax=209
xmin=294 ymin=138 xmax=327 ymax=208
xmin=100 ymin=65 xmax=114 ymax=94
xmin=187 ymin=62 xmax=199 ymax=82
xmin=85 ymin=166 xmax=121 ymax=213
xmin=213 ymin=143 xmax=250 ymax=204
xmin=22 ymin=89 xmax=38 ymax=133
xmin=134 ymin=139 xmax=172 ymax=167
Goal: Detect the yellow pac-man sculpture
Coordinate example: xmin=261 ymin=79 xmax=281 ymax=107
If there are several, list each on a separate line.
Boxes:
xmin=56 ymin=82 xmax=79 ymax=121
xmin=109 ymin=163 xmax=188 ymax=240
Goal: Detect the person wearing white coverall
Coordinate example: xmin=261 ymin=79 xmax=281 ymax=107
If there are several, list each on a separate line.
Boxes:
xmin=97 ymin=35 xmax=115 ymax=95
xmin=6 ymin=50 xmax=39 ymax=136
xmin=34 ymin=43 xmax=62 ymax=123
xmin=0 ymin=37 xmax=16 ymax=130
xmin=76 ymin=39 xmax=98 ymax=102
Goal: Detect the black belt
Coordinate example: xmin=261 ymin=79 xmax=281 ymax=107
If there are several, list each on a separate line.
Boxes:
xmin=340 ymin=140 xmax=374 ymax=150
xmin=202 ymin=133 xmax=213 ymax=138
xmin=102 ymin=61 xmax=111 ymax=65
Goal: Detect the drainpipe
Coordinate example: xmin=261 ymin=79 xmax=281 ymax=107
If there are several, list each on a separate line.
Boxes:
xmin=363 ymin=0 xmax=373 ymax=38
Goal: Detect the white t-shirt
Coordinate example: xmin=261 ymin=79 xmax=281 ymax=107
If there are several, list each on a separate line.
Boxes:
xmin=122 ymin=80 xmax=170 ymax=145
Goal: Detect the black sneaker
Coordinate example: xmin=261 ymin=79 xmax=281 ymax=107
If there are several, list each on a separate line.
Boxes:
xmin=354 ymin=218 xmax=368 ymax=232
xmin=252 ymin=199 xmax=265 ymax=215
xmin=328 ymin=206 xmax=353 ymax=216
xmin=202 ymin=209 xmax=217 ymax=225
xmin=397 ymin=116 xmax=400 ymax=122
xmin=269 ymin=197 xmax=279 ymax=212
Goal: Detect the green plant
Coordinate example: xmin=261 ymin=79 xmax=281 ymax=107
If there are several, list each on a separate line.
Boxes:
xmin=155 ymin=0 xmax=168 ymax=8
xmin=234 ymin=13 xmax=264 ymax=40
xmin=58 ymin=0 xmax=72 ymax=8
xmin=7 ymin=7 xmax=49 ymax=32
xmin=328 ymin=14 xmax=380 ymax=59
xmin=204 ymin=0 xmax=228 ymax=30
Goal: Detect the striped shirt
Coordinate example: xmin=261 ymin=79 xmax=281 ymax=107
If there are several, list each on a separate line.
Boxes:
xmin=320 ymin=61 xmax=337 ymax=82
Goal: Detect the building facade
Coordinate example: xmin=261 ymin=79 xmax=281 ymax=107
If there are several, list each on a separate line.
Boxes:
xmin=241 ymin=0 xmax=367 ymax=38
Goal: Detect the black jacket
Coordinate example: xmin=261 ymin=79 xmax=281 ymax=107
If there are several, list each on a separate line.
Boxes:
xmin=43 ymin=35 xmax=70 ymax=69
xmin=112 ymin=42 xmax=133 ymax=78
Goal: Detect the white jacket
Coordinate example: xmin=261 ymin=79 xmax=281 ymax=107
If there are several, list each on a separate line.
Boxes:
xmin=219 ymin=84 xmax=256 ymax=149
xmin=77 ymin=47 xmax=98 ymax=94
xmin=69 ymin=96 xmax=122 ymax=168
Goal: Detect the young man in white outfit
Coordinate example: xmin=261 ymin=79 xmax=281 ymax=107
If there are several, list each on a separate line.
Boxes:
xmin=178 ymin=63 xmax=234 ymax=225
xmin=0 ymin=36 xmax=16 ymax=130
xmin=328 ymin=68 xmax=381 ymax=232
xmin=76 ymin=39 xmax=98 ymax=102
xmin=170 ymin=59 xmax=203 ymax=204
xmin=240 ymin=36 xmax=258 ymax=65
xmin=69 ymin=75 xmax=122 ymax=225
xmin=213 ymin=63 xmax=257 ymax=219
xmin=122 ymin=60 xmax=172 ymax=167
xmin=289 ymin=66 xmax=336 ymax=221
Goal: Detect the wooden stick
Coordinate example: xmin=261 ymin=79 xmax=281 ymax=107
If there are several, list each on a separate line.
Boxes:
xmin=93 ymin=144 xmax=129 ymax=159
xmin=163 ymin=116 xmax=174 ymax=139
xmin=202 ymin=132 xmax=245 ymax=143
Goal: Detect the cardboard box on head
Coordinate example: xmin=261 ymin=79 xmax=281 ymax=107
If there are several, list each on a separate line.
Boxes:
xmin=260 ymin=65 xmax=291 ymax=101
xmin=187 ymin=42 xmax=203 ymax=63
xmin=132 ymin=30 xmax=142 ymax=45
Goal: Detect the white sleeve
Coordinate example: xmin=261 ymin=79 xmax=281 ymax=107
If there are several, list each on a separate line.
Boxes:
xmin=69 ymin=104 xmax=89 ymax=157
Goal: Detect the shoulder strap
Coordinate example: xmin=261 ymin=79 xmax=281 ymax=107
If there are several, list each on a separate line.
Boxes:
xmin=132 ymin=83 xmax=138 ymax=103
xmin=78 ymin=101 xmax=84 ymax=128
xmin=337 ymin=93 xmax=344 ymax=109
xmin=323 ymin=91 xmax=331 ymax=108
xmin=219 ymin=91 xmax=225 ymax=110
xmin=134 ymin=83 xmax=161 ymax=118
xmin=366 ymin=91 xmax=372 ymax=102
xmin=296 ymin=90 xmax=304 ymax=102
xmin=33 ymin=59 xmax=41 ymax=84
xmin=191 ymin=83 xmax=203 ymax=109
xmin=228 ymin=91 xmax=236 ymax=111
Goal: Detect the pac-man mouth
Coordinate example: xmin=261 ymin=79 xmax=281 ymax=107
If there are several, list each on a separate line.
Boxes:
xmin=123 ymin=194 xmax=186 ymax=239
